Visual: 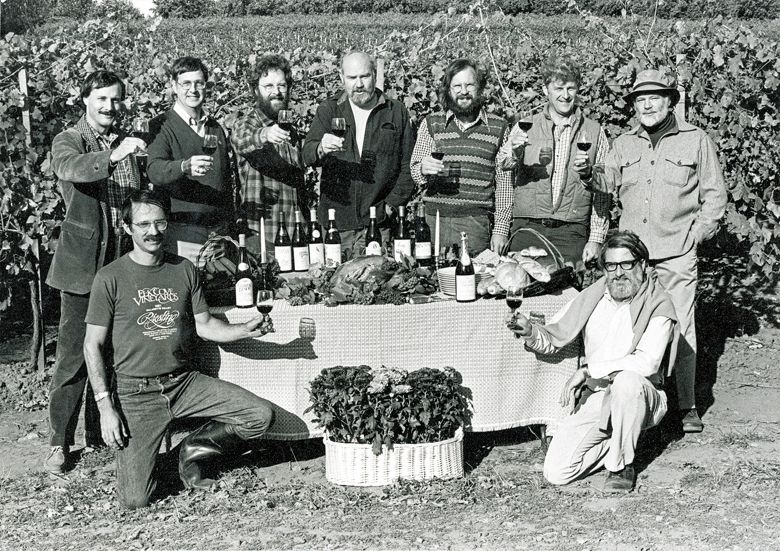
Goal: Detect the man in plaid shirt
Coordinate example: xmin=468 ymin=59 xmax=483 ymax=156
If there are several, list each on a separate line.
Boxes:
xmin=497 ymin=57 xmax=611 ymax=267
xmin=231 ymin=55 xmax=305 ymax=254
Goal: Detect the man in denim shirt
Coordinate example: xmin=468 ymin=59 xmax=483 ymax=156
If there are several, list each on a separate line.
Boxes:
xmin=593 ymin=69 xmax=727 ymax=433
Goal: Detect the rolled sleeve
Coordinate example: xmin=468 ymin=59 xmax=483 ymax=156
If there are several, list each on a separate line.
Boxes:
xmin=492 ymin=126 xmax=514 ymax=238
xmin=410 ymin=118 xmax=435 ymax=192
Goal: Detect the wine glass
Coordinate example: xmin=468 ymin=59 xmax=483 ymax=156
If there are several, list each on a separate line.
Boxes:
xmin=256 ymin=289 xmax=275 ymax=332
xmin=431 ymin=141 xmax=445 ymax=161
xmin=577 ymin=134 xmax=592 ymax=153
xmin=330 ymin=117 xmax=346 ymax=138
xmin=131 ymin=119 xmax=150 ymax=178
xmin=277 ymin=109 xmax=294 ymax=133
xmin=516 ymin=110 xmax=533 ymax=133
xmin=203 ymin=133 xmax=218 ymax=157
xmin=506 ymin=287 xmax=524 ymax=332
xmin=539 ymin=140 xmax=554 ymax=166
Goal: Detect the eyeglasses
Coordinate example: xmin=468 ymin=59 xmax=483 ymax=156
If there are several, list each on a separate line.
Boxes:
xmin=259 ymin=83 xmax=288 ymax=93
xmin=604 ymin=259 xmax=640 ymax=272
xmin=132 ymin=219 xmax=169 ymax=232
xmin=450 ymin=83 xmax=477 ymax=92
xmin=177 ymin=80 xmax=207 ymax=90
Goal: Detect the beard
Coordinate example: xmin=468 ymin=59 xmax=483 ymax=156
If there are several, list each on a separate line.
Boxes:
xmin=445 ymin=91 xmax=484 ymax=118
xmin=606 ymin=274 xmax=642 ymax=302
xmin=256 ymin=92 xmax=288 ymax=120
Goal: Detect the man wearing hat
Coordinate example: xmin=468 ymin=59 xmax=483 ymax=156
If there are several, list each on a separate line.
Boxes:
xmin=588 ymin=69 xmax=727 ymax=433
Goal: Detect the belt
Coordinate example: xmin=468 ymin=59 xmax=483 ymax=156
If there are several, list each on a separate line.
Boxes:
xmin=169 ymin=211 xmax=225 ymax=227
xmin=538 ymin=218 xmax=567 ymax=229
xmin=118 ymin=368 xmax=191 ymax=385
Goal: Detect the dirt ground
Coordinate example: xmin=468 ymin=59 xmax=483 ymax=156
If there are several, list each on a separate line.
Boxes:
xmin=1 ymin=280 xmax=779 ymax=550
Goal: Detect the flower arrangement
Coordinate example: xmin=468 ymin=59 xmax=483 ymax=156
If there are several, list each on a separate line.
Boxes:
xmin=306 ymin=365 xmax=471 ymax=456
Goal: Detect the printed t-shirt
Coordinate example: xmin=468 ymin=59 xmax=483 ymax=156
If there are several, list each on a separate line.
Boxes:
xmin=86 ymin=253 xmax=210 ymax=377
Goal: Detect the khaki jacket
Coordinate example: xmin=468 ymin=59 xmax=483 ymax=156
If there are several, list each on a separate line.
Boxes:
xmin=600 ymin=116 xmax=727 ymax=259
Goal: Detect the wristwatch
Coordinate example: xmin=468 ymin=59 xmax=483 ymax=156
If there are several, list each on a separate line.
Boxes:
xmin=94 ymin=391 xmax=111 ymax=403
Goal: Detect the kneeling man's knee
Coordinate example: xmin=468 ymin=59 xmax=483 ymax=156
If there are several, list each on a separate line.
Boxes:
xmin=610 ymin=371 xmax=645 ymax=400
xmin=543 ymin=447 xmax=579 ymax=486
xmin=242 ymin=403 xmax=275 ymax=440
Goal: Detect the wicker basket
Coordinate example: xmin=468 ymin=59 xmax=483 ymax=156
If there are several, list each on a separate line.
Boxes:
xmin=324 ymin=428 xmax=464 ymax=486
xmin=507 ymin=227 xmax=576 ymax=297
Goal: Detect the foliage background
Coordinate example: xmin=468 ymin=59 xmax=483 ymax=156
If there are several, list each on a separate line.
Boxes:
xmin=1 ymin=2 xmax=779 ymax=317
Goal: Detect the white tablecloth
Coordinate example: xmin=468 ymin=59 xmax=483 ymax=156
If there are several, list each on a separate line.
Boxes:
xmin=196 ymin=289 xmax=580 ymax=439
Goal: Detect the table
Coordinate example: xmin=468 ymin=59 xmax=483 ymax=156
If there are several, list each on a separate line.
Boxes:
xmin=195 ymin=288 xmax=581 ymax=440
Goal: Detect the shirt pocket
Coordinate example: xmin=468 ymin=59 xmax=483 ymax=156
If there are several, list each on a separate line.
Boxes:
xmin=619 ymin=153 xmax=642 ymax=188
xmin=661 ymin=154 xmax=697 ymax=187
xmin=375 ymin=122 xmax=399 ymax=157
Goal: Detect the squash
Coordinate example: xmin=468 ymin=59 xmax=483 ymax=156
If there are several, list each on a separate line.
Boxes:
xmin=494 ymin=261 xmax=530 ymax=293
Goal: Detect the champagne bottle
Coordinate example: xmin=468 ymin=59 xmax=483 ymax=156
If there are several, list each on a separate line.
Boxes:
xmin=455 ymin=231 xmax=476 ymax=303
xmin=413 ymin=203 xmax=433 ymax=267
xmin=324 ymin=208 xmax=342 ymax=267
xmin=292 ymin=210 xmax=309 ymax=272
xmin=365 ymin=206 xmax=382 ymax=256
xmin=307 ymin=207 xmax=325 ymax=266
xmin=234 ymin=233 xmax=254 ymax=308
xmin=274 ymin=212 xmax=293 ymax=273
xmin=393 ymin=205 xmax=412 ymax=262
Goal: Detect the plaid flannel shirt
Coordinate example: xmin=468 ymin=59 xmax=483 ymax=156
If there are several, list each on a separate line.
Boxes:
xmin=231 ymin=108 xmax=305 ymax=239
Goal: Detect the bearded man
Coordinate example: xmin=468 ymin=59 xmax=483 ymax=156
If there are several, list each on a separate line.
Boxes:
xmin=509 ymin=231 xmax=677 ymax=492
xmin=410 ymin=58 xmax=512 ymax=255
xmin=594 ymin=69 xmax=728 ymax=433
xmin=231 ymin=54 xmax=305 ymax=254
xmin=303 ymin=51 xmax=415 ymax=258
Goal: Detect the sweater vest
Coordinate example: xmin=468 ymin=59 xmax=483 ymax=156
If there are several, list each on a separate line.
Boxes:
xmin=423 ymin=112 xmax=507 ymax=218
xmin=512 ymin=112 xmax=601 ymax=224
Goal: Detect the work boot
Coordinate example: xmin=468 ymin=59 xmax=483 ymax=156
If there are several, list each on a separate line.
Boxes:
xmin=681 ymin=409 xmax=704 ymax=433
xmin=178 ymin=421 xmax=242 ymax=490
xmin=44 ymin=445 xmax=69 ymax=474
xmin=604 ymin=465 xmax=635 ymax=493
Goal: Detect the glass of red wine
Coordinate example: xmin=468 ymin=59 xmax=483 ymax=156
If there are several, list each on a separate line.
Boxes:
xmin=506 ymin=286 xmax=524 ymax=331
xmin=256 ymin=289 xmax=274 ymax=332
xmin=277 ymin=110 xmax=294 ymax=133
xmin=132 ymin=119 xmax=150 ymax=177
xmin=331 ymin=117 xmax=346 ymax=138
xmin=577 ymin=134 xmax=592 ymax=153
xmin=516 ymin=111 xmax=533 ymax=133
xmin=431 ymin=141 xmax=445 ymax=161
xmin=203 ymin=133 xmax=218 ymax=156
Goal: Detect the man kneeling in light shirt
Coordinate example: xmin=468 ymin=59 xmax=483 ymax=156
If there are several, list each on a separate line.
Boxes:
xmin=509 ymin=230 xmax=677 ymax=492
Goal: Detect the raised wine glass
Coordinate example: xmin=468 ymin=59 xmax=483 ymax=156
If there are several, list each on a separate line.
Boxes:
xmin=256 ymin=289 xmax=274 ymax=332
xmin=330 ymin=117 xmax=346 ymax=138
xmin=577 ymin=134 xmax=592 ymax=153
xmin=132 ymin=119 xmax=150 ymax=180
xmin=277 ymin=110 xmax=294 ymax=133
xmin=431 ymin=141 xmax=445 ymax=161
xmin=516 ymin=110 xmax=533 ymax=133
xmin=203 ymin=133 xmax=218 ymax=156
xmin=506 ymin=286 xmax=524 ymax=312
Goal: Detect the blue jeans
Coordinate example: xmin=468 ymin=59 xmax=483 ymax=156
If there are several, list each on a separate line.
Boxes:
xmin=48 ymin=291 xmax=102 ymax=447
xmin=114 ymin=370 xmax=274 ymax=509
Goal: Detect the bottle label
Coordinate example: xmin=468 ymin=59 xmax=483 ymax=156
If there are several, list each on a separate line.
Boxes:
xmin=308 ymin=243 xmax=325 ymax=265
xmin=366 ymin=241 xmax=382 ymax=256
xmin=235 ymin=277 xmax=254 ymax=307
xmin=394 ymin=239 xmax=412 ymax=261
xmin=311 ymin=229 xmax=321 ymax=239
xmin=415 ymin=241 xmax=432 ymax=259
xmin=455 ymin=275 xmax=476 ymax=302
xmin=276 ymin=246 xmax=293 ymax=272
xmin=324 ymin=244 xmax=342 ymax=266
xmin=293 ymin=246 xmax=310 ymax=271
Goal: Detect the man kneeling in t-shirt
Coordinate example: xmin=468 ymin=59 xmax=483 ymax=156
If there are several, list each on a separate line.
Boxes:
xmin=84 ymin=188 xmax=275 ymax=509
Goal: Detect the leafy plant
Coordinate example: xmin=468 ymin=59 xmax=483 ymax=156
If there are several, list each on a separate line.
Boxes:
xmin=306 ymin=365 xmax=471 ymax=455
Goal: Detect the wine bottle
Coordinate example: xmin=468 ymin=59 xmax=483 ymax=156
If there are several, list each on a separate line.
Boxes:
xmin=292 ymin=210 xmax=309 ymax=272
xmin=324 ymin=208 xmax=342 ymax=267
xmin=393 ymin=205 xmax=412 ymax=262
xmin=274 ymin=212 xmax=293 ymax=273
xmin=365 ymin=206 xmax=382 ymax=256
xmin=413 ymin=203 xmax=433 ymax=267
xmin=307 ymin=208 xmax=325 ymax=266
xmin=455 ymin=231 xmax=476 ymax=303
xmin=234 ymin=233 xmax=254 ymax=308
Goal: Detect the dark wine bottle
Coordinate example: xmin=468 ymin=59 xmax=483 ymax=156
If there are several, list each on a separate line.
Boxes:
xmin=292 ymin=210 xmax=309 ymax=272
xmin=307 ymin=208 xmax=325 ymax=266
xmin=413 ymin=203 xmax=433 ymax=267
xmin=274 ymin=212 xmax=293 ymax=273
xmin=324 ymin=208 xmax=342 ymax=267
xmin=455 ymin=231 xmax=476 ymax=303
xmin=234 ymin=233 xmax=254 ymax=308
xmin=365 ymin=206 xmax=382 ymax=256
xmin=393 ymin=205 xmax=412 ymax=262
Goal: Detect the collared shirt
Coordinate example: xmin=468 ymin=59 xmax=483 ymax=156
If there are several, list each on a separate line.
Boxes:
xmin=231 ymin=107 xmax=305 ymax=242
xmin=598 ymin=116 xmax=727 ymax=258
xmin=495 ymin=108 xmax=610 ymax=244
xmin=410 ymin=109 xmax=513 ymax=238
xmin=525 ymin=289 xmax=673 ymax=380
xmin=173 ymin=103 xmax=208 ymax=138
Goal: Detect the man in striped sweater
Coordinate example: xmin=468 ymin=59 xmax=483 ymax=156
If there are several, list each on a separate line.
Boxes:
xmin=411 ymin=58 xmax=512 ymax=255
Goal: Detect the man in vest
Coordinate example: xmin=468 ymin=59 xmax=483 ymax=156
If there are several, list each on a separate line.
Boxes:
xmin=594 ymin=69 xmax=728 ymax=433
xmin=497 ymin=57 xmax=610 ymax=266
xmin=411 ymin=58 xmax=512 ymax=255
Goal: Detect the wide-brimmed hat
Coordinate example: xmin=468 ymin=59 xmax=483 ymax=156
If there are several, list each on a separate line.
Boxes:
xmin=623 ymin=69 xmax=680 ymax=104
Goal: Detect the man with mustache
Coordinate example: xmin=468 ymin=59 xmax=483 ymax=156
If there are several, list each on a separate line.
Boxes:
xmin=411 ymin=58 xmax=511 ymax=255
xmin=509 ymin=231 xmax=677 ymax=492
xmin=83 ymin=188 xmax=275 ymax=509
xmin=303 ymin=51 xmax=415 ymax=258
xmin=593 ymin=69 xmax=727 ymax=434
xmin=231 ymin=54 xmax=305 ymax=254
xmin=44 ymin=70 xmax=145 ymax=474
xmin=496 ymin=57 xmax=611 ymax=266
xmin=147 ymin=56 xmax=234 ymax=262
